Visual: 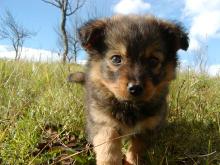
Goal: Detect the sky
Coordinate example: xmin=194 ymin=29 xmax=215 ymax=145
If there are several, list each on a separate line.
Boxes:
xmin=0 ymin=0 xmax=220 ymax=74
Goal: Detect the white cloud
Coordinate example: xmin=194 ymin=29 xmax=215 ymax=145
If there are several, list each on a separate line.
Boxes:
xmin=179 ymin=59 xmax=220 ymax=77
xmin=190 ymin=11 xmax=220 ymax=39
xmin=77 ymin=59 xmax=87 ymax=65
xmin=188 ymin=37 xmax=200 ymax=50
xmin=208 ymin=65 xmax=220 ymax=76
xmin=184 ymin=0 xmax=220 ymax=15
xmin=113 ymin=0 xmax=151 ymax=14
xmin=183 ymin=0 xmax=220 ymax=51
xmin=0 ymin=45 xmax=61 ymax=62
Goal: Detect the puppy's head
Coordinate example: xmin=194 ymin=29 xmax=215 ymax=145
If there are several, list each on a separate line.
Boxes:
xmin=79 ymin=15 xmax=189 ymax=102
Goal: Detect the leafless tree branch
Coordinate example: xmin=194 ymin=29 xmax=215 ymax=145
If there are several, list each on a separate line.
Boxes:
xmin=66 ymin=0 xmax=86 ymax=16
xmin=0 ymin=10 xmax=35 ymax=60
xmin=41 ymin=0 xmax=85 ymax=63
xmin=41 ymin=0 xmax=61 ymax=8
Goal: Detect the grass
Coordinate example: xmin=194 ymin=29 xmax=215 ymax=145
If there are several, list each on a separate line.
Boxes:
xmin=0 ymin=59 xmax=219 ymax=164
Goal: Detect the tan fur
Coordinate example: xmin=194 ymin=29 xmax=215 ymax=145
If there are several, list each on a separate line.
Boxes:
xmin=141 ymin=80 xmax=155 ymax=101
xmin=93 ymin=127 xmax=122 ymax=165
xmin=126 ymin=138 xmax=143 ymax=165
xmin=165 ymin=63 xmax=176 ymax=81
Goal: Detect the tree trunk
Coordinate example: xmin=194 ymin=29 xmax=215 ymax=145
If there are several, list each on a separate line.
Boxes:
xmin=15 ymin=49 xmax=19 ymax=60
xmin=74 ymin=48 xmax=77 ymax=63
xmin=61 ymin=7 xmax=68 ymax=63
xmin=13 ymin=42 xmax=19 ymax=61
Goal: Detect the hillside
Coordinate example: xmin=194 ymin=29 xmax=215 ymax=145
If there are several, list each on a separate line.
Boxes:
xmin=0 ymin=60 xmax=219 ymax=164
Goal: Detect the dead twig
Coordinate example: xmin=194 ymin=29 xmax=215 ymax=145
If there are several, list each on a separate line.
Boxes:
xmin=53 ymin=132 xmax=137 ymax=164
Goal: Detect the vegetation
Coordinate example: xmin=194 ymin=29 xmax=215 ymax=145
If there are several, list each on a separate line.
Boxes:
xmin=0 ymin=59 xmax=219 ymax=164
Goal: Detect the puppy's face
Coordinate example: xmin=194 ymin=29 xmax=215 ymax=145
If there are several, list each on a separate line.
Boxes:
xmin=79 ymin=15 xmax=189 ymax=102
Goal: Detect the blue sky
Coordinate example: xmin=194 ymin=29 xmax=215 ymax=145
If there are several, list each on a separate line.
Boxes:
xmin=0 ymin=0 xmax=115 ymax=51
xmin=0 ymin=0 xmax=61 ymax=50
xmin=0 ymin=0 xmax=220 ymax=73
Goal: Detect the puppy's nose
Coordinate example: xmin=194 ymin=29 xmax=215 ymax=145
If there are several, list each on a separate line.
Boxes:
xmin=127 ymin=83 xmax=143 ymax=96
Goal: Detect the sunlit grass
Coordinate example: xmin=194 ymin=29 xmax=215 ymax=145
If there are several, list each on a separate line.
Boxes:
xmin=0 ymin=59 xmax=219 ymax=164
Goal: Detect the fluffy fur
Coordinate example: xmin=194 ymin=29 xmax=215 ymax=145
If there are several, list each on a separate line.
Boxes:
xmin=76 ymin=15 xmax=189 ymax=165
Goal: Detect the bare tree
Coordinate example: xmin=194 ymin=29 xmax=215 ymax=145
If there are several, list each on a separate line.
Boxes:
xmin=193 ymin=42 xmax=208 ymax=74
xmin=41 ymin=0 xmax=85 ymax=63
xmin=55 ymin=15 xmax=82 ymax=63
xmin=68 ymin=30 xmax=80 ymax=63
xmin=68 ymin=15 xmax=82 ymax=63
xmin=0 ymin=11 xmax=34 ymax=60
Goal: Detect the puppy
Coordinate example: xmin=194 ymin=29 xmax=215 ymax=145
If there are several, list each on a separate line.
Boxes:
xmin=67 ymin=71 xmax=85 ymax=84
xmin=76 ymin=15 xmax=189 ymax=165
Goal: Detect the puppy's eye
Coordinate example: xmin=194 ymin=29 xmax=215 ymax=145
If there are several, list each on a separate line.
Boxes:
xmin=111 ymin=55 xmax=122 ymax=65
xmin=148 ymin=57 xmax=160 ymax=68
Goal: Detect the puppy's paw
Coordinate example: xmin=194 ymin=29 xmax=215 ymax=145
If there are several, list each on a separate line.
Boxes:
xmin=67 ymin=72 xmax=85 ymax=84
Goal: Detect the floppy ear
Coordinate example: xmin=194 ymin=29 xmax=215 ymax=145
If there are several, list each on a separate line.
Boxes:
xmin=158 ymin=21 xmax=189 ymax=52
xmin=78 ymin=19 xmax=107 ymax=52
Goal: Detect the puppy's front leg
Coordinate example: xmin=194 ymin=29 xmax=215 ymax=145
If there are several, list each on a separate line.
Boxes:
xmin=125 ymin=134 xmax=147 ymax=165
xmin=93 ymin=127 xmax=122 ymax=165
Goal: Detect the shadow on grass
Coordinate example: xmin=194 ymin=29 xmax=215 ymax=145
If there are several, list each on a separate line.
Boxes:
xmin=146 ymin=119 xmax=220 ymax=165
xmin=31 ymin=123 xmax=95 ymax=165
xmin=33 ymin=119 xmax=220 ymax=165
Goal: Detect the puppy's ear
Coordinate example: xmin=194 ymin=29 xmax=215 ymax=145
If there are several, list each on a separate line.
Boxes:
xmin=158 ymin=21 xmax=189 ymax=52
xmin=78 ymin=19 xmax=107 ymax=52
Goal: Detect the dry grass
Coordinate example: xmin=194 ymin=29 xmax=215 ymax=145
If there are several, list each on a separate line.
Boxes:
xmin=0 ymin=60 xmax=219 ymax=164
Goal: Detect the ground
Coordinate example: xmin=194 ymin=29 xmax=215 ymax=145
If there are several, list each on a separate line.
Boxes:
xmin=0 ymin=60 xmax=219 ymax=164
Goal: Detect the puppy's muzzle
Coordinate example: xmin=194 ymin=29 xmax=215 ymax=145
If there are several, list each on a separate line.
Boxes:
xmin=127 ymin=82 xmax=143 ymax=96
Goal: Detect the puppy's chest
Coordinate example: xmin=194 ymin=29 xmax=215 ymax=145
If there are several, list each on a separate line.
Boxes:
xmin=110 ymin=102 xmax=162 ymax=127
